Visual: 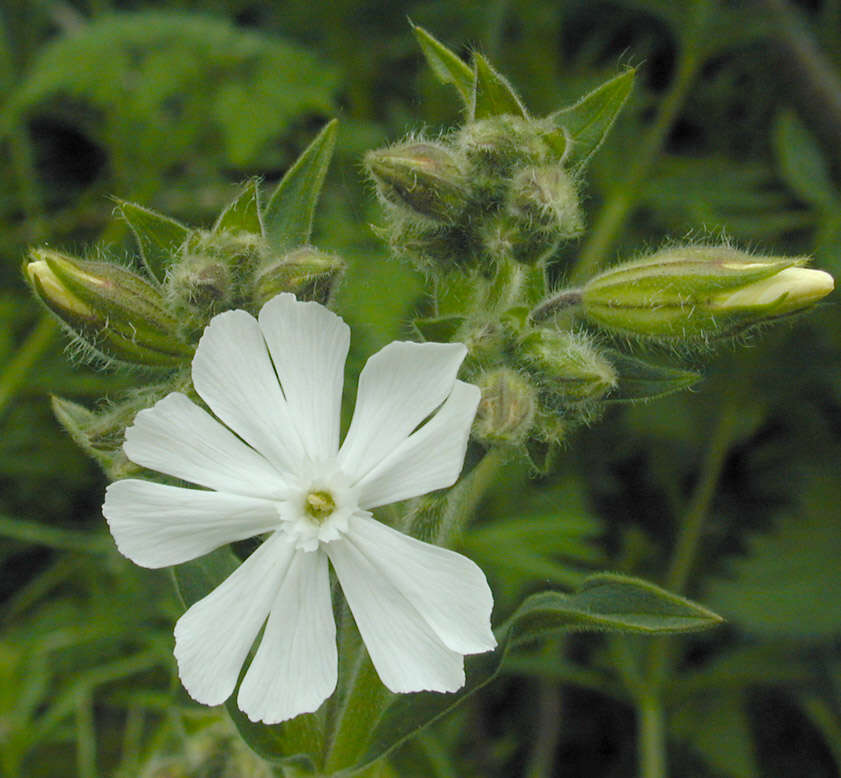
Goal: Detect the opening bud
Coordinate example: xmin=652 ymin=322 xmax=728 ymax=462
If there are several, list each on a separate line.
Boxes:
xmin=253 ymin=247 xmax=345 ymax=307
xmin=520 ymin=328 xmax=617 ymax=404
xmin=365 ymin=142 xmax=468 ymax=224
xmin=580 ymin=246 xmax=835 ymax=340
xmin=26 ymin=250 xmax=192 ymax=367
xmin=473 ymin=367 xmax=537 ymax=445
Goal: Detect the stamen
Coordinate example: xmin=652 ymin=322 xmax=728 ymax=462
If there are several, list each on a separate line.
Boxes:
xmin=305 ymin=490 xmax=336 ymax=523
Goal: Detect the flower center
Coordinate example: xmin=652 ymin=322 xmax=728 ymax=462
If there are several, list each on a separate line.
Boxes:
xmin=304 ymin=490 xmax=336 ymax=523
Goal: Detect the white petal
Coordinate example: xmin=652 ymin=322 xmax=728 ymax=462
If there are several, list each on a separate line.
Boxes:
xmin=258 ymin=294 xmax=349 ymax=462
xmin=345 ymin=515 xmax=495 ymax=655
xmin=237 ymin=550 xmax=337 ymax=723
xmin=124 ymin=392 xmax=288 ymax=499
xmin=103 ymin=480 xmax=280 ymax=568
xmin=356 ymin=381 xmax=480 ymax=509
xmin=174 ymin=532 xmax=295 ymax=707
xmin=191 ymin=309 xmax=306 ymax=475
xmin=338 ymin=341 xmax=467 ymax=483
xmin=327 ymin=535 xmax=465 ymax=694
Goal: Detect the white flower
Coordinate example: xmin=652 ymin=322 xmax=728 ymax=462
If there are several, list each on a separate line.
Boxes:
xmin=102 ymin=293 xmax=495 ymax=724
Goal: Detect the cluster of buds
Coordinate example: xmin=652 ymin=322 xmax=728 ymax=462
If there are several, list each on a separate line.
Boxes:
xmin=24 ymin=122 xmax=345 ymax=476
xmin=366 ymin=122 xmax=583 ymax=273
xmin=375 ymin=28 xmax=835 ymax=469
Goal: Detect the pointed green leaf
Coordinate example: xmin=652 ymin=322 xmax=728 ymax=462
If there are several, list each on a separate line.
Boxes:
xmin=411 ymin=22 xmax=473 ymax=108
xmin=172 ymin=549 xmax=322 ymax=768
xmin=472 ymin=53 xmax=528 ymax=120
xmin=552 ymin=68 xmax=635 ymax=170
xmin=604 ymin=350 xmax=702 ymax=404
xmin=412 ymin=314 xmax=466 ymax=343
xmin=213 ymin=178 xmax=263 ymax=236
xmin=116 ymin=200 xmax=189 ymax=284
xmin=263 ymin=119 xmax=338 ymax=253
xmin=349 ymin=573 xmax=721 ymax=772
xmin=773 ymin=110 xmax=837 ymax=209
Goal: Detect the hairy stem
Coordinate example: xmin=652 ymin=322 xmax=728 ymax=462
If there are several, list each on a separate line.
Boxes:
xmin=638 ymin=692 xmax=666 ymax=778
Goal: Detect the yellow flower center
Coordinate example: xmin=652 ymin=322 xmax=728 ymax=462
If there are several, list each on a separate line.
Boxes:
xmin=305 ymin=490 xmax=336 ymax=523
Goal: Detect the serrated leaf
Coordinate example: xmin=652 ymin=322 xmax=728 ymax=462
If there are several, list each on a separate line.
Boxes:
xmin=116 ymin=200 xmax=189 ymax=284
xmin=171 ymin=548 xmax=322 ymax=768
xmin=604 ymin=350 xmax=702 ymax=403
xmin=705 ymin=470 xmax=841 ymax=639
xmin=263 ymin=119 xmax=338 ymax=253
xmin=551 ymin=68 xmax=635 ymax=170
xmin=349 ymin=573 xmax=721 ymax=772
xmin=471 ymin=53 xmax=528 ymax=120
xmin=411 ymin=23 xmax=473 ymax=108
xmin=773 ymin=110 xmax=837 ymax=209
xmin=213 ymin=178 xmax=263 ymax=236
xmin=412 ymin=314 xmax=465 ymax=342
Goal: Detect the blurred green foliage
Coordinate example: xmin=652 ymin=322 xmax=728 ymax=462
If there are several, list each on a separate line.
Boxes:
xmin=1 ymin=1 xmax=841 ymax=776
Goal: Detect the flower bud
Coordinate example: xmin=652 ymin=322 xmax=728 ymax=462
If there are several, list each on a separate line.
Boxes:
xmin=507 ymin=165 xmax=583 ymax=238
xmin=473 ymin=368 xmax=537 ymax=445
xmin=253 ymin=246 xmax=345 ymax=307
xmin=520 ymin=329 xmax=616 ymax=403
xmin=456 ymin=116 xmax=548 ymax=177
xmin=168 ymin=254 xmax=233 ymax=312
xmin=365 ymin=142 xmax=468 ymax=223
xmin=26 ymin=249 xmax=192 ymax=367
xmin=580 ymin=246 xmax=835 ymax=340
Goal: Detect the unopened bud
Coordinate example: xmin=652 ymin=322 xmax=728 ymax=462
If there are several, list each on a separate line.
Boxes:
xmin=253 ymin=247 xmax=345 ymax=307
xmin=169 ymin=254 xmax=233 ymax=312
xmin=366 ymin=142 xmax=468 ymax=223
xmin=26 ymin=250 xmax=192 ymax=367
xmin=508 ymin=165 xmax=583 ymax=238
xmin=457 ymin=116 xmax=549 ymax=177
xmin=520 ymin=329 xmax=616 ymax=403
xmin=581 ymin=246 xmax=835 ymax=340
xmin=473 ymin=368 xmax=536 ymax=445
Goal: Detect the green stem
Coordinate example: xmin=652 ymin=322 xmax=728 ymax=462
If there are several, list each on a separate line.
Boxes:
xmin=0 ymin=316 xmax=57 ymax=421
xmin=638 ymin=693 xmax=666 ymax=778
xmin=570 ymin=44 xmax=702 ymax=284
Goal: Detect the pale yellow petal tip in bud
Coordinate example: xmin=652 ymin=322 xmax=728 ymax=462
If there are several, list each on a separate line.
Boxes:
xmin=713 ymin=267 xmax=834 ymax=312
xmin=26 ymin=259 xmax=94 ymax=318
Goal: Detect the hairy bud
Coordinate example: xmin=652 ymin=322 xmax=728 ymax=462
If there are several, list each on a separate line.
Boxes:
xmin=253 ymin=247 xmax=345 ymax=307
xmin=365 ymin=142 xmax=468 ymax=223
xmin=580 ymin=246 xmax=835 ymax=340
xmin=473 ymin=368 xmax=537 ymax=445
xmin=520 ymin=328 xmax=616 ymax=403
xmin=26 ymin=250 xmax=191 ymax=367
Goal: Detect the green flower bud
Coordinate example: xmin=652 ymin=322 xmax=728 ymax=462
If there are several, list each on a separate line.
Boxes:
xmin=168 ymin=254 xmax=233 ymax=312
xmin=473 ymin=367 xmax=537 ymax=445
xmin=580 ymin=246 xmax=835 ymax=340
xmin=365 ymin=142 xmax=468 ymax=223
xmin=507 ymin=165 xmax=583 ymax=238
xmin=26 ymin=249 xmax=192 ymax=367
xmin=520 ymin=328 xmax=617 ymax=403
xmin=253 ymin=246 xmax=345 ymax=307
xmin=456 ymin=116 xmax=548 ymax=177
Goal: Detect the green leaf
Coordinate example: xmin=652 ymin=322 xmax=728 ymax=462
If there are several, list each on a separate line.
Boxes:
xmin=705 ymin=466 xmax=841 ymax=639
xmin=773 ymin=110 xmax=837 ymax=209
xmin=410 ymin=23 xmax=473 ymax=109
xmin=471 ymin=53 xmax=528 ymax=120
xmin=171 ymin=546 xmax=239 ymax=608
xmin=213 ymin=178 xmax=263 ymax=236
xmin=115 ymin=200 xmax=189 ymax=284
xmin=263 ymin=119 xmax=338 ymax=253
xmin=604 ymin=350 xmax=702 ymax=403
xmin=412 ymin=314 xmax=465 ymax=342
xmin=226 ymin=702 xmax=322 ymax=771
xmin=551 ymin=68 xmax=635 ymax=170
xmin=348 ymin=573 xmax=721 ymax=772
